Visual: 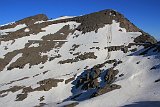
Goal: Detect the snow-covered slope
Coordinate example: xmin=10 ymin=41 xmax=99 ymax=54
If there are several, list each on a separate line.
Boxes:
xmin=0 ymin=9 xmax=159 ymax=107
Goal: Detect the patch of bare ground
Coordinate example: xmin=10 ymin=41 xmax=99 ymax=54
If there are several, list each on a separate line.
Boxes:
xmin=39 ymin=96 xmax=45 ymax=102
xmin=107 ymin=45 xmax=128 ymax=53
xmin=155 ymin=79 xmax=160 ymax=83
xmin=92 ymin=84 xmax=121 ymax=97
xmin=0 ymin=86 xmax=24 ymax=98
xmin=69 ymin=44 xmax=80 ymax=51
xmin=49 ymin=54 xmax=61 ymax=61
xmin=33 ymin=74 xmax=40 ymax=78
xmin=64 ymin=102 xmax=79 ymax=107
xmin=6 ymin=47 xmax=49 ymax=70
xmin=18 ymin=78 xmax=63 ymax=101
xmin=72 ymin=52 xmax=81 ymax=56
xmin=15 ymin=93 xmax=28 ymax=101
xmin=59 ymin=52 xmax=97 ymax=64
xmin=35 ymin=78 xmax=64 ymax=91
xmin=6 ymin=77 xmax=29 ymax=85
xmin=65 ymin=77 xmax=75 ymax=84
xmin=34 ymin=103 xmax=47 ymax=107
xmin=42 ymin=70 xmax=49 ymax=74
xmin=0 ymin=78 xmax=63 ymax=101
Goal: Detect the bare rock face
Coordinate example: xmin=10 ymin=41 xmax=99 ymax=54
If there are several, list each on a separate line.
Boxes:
xmin=73 ymin=9 xmax=140 ymax=33
xmin=59 ymin=52 xmax=97 ymax=64
xmin=36 ymin=78 xmax=64 ymax=91
xmin=134 ymin=33 xmax=157 ymax=44
xmin=16 ymin=14 xmax=48 ymax=26
xmin=0 ymin=14 xmax=48 ymax=30
xmin=15 ymin=93 xmax=28 ymax=101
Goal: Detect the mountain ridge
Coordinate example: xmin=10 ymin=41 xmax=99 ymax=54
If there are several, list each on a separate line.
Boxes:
xmin=0 ymin=9 xmax=160 ymax=107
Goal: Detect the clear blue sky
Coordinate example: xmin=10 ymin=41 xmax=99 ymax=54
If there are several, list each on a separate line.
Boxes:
xmin=0 ymin=0 xmax=160 ymax=40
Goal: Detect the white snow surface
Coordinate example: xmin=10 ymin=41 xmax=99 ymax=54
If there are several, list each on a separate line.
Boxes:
xmin=51 ymin=16 xmax=75 ymax=21
xmin=0 ymin=19 xmax=159 ymax=107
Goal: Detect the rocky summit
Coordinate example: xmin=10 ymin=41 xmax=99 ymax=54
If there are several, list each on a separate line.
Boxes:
xmin=0 ymin=9 xmax=160 ymax=107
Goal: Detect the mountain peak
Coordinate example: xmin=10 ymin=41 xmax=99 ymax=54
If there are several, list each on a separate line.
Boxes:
xmin=0 ymin=9 xmax=159 ymax=107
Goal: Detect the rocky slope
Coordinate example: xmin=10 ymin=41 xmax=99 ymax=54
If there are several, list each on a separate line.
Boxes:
xmin=0 ymin=9 xmax=159 ymax=107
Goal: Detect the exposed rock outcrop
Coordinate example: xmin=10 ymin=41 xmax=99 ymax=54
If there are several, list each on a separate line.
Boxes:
xmin=0 ymin=14 xmax=48 ymax=30
xmin=64 ymin=59 xmax=122 ymax=101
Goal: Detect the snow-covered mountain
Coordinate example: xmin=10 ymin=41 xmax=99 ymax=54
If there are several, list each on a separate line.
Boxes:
xmin=0 ymin=9 xmax=159 ymax=107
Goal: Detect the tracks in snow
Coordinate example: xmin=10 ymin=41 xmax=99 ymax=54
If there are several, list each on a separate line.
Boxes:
xmin=106 ymin=25 xmax=112 ymax=59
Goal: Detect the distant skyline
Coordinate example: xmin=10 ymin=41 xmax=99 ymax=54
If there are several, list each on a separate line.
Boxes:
xmin=0 ymin=0 xmax=159 ymax=40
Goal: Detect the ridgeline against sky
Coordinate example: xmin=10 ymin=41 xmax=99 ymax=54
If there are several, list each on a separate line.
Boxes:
xmin=0 ymin=0 xmax=159 ymax=40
